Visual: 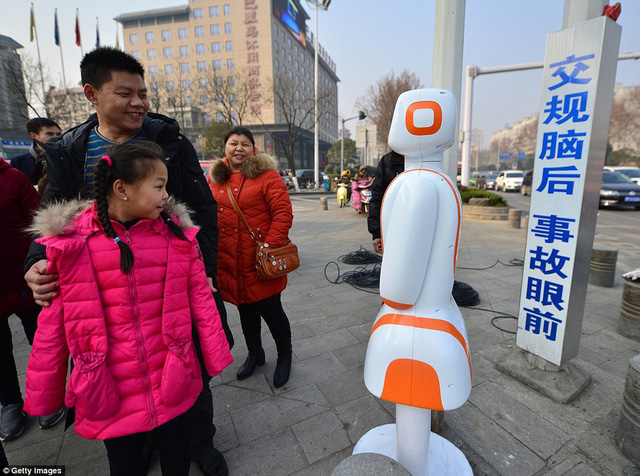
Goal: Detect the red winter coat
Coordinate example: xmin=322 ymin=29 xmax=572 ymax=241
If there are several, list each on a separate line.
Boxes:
xmin=208 ymin=154 xmax=293 ymax=305
xmin=23 ymin=200 xmax=233 ymax=440
xmin=0 ymin=159 xmax=40 ymax=316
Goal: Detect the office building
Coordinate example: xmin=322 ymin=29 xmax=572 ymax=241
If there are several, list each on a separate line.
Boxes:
xmin=115 ymin=0 xmax=339 ymax=168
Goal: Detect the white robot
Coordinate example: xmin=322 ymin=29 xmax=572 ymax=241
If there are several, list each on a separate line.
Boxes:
xmin=355 ymin=89 xmax=472 ymax=475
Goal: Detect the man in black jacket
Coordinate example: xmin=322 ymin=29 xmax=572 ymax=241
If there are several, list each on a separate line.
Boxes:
xmin=23 ymin=47 xmax=231 ymax=476
xmin=367 ymin=150 xmax=405 ymax=253
xmin=10 ymin=117 xmax=61 ymax=187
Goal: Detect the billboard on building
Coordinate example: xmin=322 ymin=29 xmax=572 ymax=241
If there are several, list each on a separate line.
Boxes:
xmin=273 ymin=0 xmax=306 ymax=46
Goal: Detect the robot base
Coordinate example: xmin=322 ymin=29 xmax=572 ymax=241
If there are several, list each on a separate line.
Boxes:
xmin=353 ymin=423 xmax=472 ymax=476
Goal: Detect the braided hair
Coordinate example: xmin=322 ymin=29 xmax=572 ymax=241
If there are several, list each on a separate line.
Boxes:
xmin=93 ymin=140 xmax=187 ymax=273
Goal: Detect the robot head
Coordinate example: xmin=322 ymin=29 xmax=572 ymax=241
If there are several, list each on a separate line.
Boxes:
xmin=388 ymin=89 xmax=457 ymax=161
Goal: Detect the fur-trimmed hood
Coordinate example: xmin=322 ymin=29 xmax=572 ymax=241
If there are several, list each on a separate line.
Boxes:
xmin=208 ymin=153 xmax=279 ymax=185
xmin=29 ymin=197 xmax=194 ymax=238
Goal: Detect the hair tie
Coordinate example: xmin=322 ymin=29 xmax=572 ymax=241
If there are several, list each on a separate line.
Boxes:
xmin=114 ymin=237 xmax=121 ymax=244
xmin=102 ymin=155 xmax=113 ymax=167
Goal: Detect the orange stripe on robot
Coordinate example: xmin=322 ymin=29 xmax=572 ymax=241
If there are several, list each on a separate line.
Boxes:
xmin=405 ymin=101 xmax=443 ymax=136
xmin=380 ymin=359 xmax=444 ymax=410
xmin=370 ymin=313 xmax=471 ymax=372
xmin=381 ymin=297 xmax=412 ymax=310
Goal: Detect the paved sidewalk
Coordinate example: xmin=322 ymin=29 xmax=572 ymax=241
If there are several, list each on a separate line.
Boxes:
xmin=3 ymin=195 xmax=640 ymax=475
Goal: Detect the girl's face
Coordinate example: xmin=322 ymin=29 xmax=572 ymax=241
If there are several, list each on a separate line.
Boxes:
xmin=117 ymin=160 xmax=169 ymax=221
xmin=225 ymin=134 xmax=255 ymax=172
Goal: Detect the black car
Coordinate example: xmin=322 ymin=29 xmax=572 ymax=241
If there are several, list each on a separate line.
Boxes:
xmin=521 ymin=170 xmax=533 ymax=196
xmin=600 ymin=170 xmax=640 ymax=209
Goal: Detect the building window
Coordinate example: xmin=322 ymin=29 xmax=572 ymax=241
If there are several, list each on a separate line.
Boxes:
xmin=287 ymin=38 xmax=292 ymax=49
xmin=150 ymin=81 xmax=158 ymax=91
xmin=196 ymin=44 xmax=205 ymax=55
xmin=223 ymin=4 xmax=231 ymax=16
xmin=227 ymin=59 xmax=234 ymax=70
xmin=273 ymin=23 xmax=278 ymax=35
xmin=180 ymin=45 xmax=189 ymax=56
xmin=193 ymin=8 xmax=202 ymax=19
xmin=181 ymin=63 xmax=190 ymax=73
xmin=165 ymin=64 xmax=173 ymax=75
xmin=130 ymin=34 xmax=138 ymax=45
xmin=274 ymin=58 xmax=279 ymax=69
xmin=210 ymin=24 xmax=219 ymax=36
xmin=216 ymin=112 xmax=225 ymax=122
xmin=294 ymin=45 xmax=299 ymax=55
xmin=199 ymin=78 xmax=208 ymax=88
xmin=215 ymin=77 xmax=223 ymax=87
xmin=209 ymin=6 xmax=218 ymax=18
xmin=211 ymin=42 xmax=221 ymax=53
xmin=224 ymin=23 xmax=231 ymax=34
xmin=225 ymin=41 xmax=232 ymax=52
xmin=200 ymin=96 xmax=208 ymax=106
xmin=228 ymin=76 xmax=234 ymax=86
xmin=147 ymin=49 xmax=155 ymax=60
xmin=182 ymin=79 xmax=192 ymax=90
xmin=161 ymin=30 xmax=170 ymax=41
xmin=229 ymin=93 xmax=235 ymax=103
xmin=163 ymin=47 xmax=172 ymax=58
xmin=185 ymin=97 xmax=193 ymax=109
xmin=195 ymin=26 xmax=204 ymax=37
xmin=149 ymin=66 xmax=158 ymax=76
xmin=197 ymin=61 xmax=206 ymax=72
xmin=274 ymin=41 xmax=279 ymax=54
xmin=212 ymin=60 xmax=222 ymax=71
xmin=167 ymin=81 xmax=175 ymax=91
xmin=145 ymin=32 xmax=154 ymax=43
xmin=178 ymin=28 xmax=187 ymax=39
xmin=288 ymin=53 xmax=292 ymax=64
xmin=131 ymin=51 xmax=140 ymax=59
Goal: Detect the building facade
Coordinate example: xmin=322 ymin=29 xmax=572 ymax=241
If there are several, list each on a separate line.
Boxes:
xmin=115 ymin=0 xmax=339 ymax=169
xmin=0 ymin=34 xmax=30 ymax=158
xmin=45 ymin=86 xmax=96 ymax=132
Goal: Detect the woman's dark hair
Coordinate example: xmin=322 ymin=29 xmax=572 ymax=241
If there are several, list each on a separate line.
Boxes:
xmin=93 ymin=140 xmax=187 ymax=273
xmin=224 ymin=125 xmax=255 ymax=147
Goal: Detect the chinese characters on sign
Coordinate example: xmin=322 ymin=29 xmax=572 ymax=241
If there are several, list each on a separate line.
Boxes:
xmin=245 ymin=0 xmax=261 ymax=116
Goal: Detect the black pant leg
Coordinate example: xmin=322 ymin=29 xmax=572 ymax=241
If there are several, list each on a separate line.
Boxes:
xmin=184 ymin=326 xmax=216 ymax=460
xmin=237 ymin=301 xmax=263 ymax=353
xmin=155 ymin=414 xmax=190 ymax=476
xmin=258 ymin=294 xmax=292 ymax=359
xmin=0 ymin=315 xmax=22 ymax=406
xmin=103 ymin=431 xmax=147 ymax=476
xmin=15 ymin=305 xmax=40 ymax=345
xmin=213 ymin=290 xmax=233 ymax=349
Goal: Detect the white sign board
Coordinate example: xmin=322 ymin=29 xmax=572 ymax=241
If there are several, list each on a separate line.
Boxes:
xmin=516 ymin=16 xmax=621 ymax=365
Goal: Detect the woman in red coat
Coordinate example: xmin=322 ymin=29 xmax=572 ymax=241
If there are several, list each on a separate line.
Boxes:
xmin=208 ymin=126 xmax=294 ymax=388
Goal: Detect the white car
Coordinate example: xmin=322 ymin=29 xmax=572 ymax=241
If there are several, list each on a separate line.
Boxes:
xmin=603 ymin=166 xmax=640 ymax=185
xmin=495 ymin=170 xmax=524 ymax=192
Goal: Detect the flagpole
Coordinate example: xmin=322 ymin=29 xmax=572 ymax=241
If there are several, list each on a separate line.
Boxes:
xmin=31 ymin=3 xmax=47 ymax=113
xmin=55 ymin=9 xmax=68 ymax=91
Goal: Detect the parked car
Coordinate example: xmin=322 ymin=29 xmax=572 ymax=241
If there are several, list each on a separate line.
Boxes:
xmin=495 ymin=170 xmax=524 ymax=192
xmin=295 ymin=169 xmax=329 ymax=188
xmin=603 ymin=166 xmax=640 ymax=185
xmin=199 ymin=160 xmax=214 ymax=177
xmin=600 ymin=170 xmax=640 ymax=209
xmin=521 ymin=170 xmax=533 ymax=196
xmin=482 ymin=172 xmax=499 ymax=190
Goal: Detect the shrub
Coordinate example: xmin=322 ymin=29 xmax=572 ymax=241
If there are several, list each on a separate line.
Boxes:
xmin=458 ymin=187 xmax=508 ymax=207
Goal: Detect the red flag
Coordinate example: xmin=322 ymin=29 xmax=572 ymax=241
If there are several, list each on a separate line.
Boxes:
xmin=75 ymin=10 xmax=81 ymax=47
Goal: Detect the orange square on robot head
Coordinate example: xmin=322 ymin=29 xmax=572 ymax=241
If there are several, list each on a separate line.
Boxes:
xmin=405 ymin=101 xmax=442 ymax=136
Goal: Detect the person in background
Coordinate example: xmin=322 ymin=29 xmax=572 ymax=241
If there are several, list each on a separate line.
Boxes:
xmin=0 ymin=156 xmax=65 ymax=441
xmin=24 ymin=142 xmax=232 ymax=476
xmin=22 ymin=46 xmax=231 ymax=476
xmin=208 ymin=126 xmax=295 ymax=388
xmin=11 ymin=118 xmax=61 ymax=192
xmin=367 ymin=150 xmax=405 ymax=253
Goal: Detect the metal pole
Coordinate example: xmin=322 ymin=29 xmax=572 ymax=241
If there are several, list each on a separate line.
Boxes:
xmin=460 ymin=65 xmax=475 ymax=186
xmin=313 ymin=1 xmax=319 ymax=189
xmin=340 ymin=118 xmax=345 ymax=175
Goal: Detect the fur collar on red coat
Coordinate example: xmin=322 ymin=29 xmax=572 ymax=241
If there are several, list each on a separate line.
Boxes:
xmin=208 ymin=153 xmax=278 ymax=185
xmin=29 ymin=197 xmax=195 ymax=238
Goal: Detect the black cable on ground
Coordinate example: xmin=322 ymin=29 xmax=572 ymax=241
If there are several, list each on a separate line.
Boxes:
xmin=337 ymin=246 xmax=382 ymax=265
xmin=452 ymin=281 xmax=480 ymax=307
xmin=324 ymin=260 xmax=381 ymax=294
xmin=457 ymin=258 xmax=524 ymax=271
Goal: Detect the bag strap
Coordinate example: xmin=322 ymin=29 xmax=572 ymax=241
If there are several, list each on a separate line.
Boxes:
xmin=226 ymin=183 xmax=259 ymax=244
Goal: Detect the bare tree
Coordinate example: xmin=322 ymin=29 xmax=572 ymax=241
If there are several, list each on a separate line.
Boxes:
xmin=258 ymin=73 xmax=331 ymax=174
xmin=356 ymin=70 xmax=422 ymax=148
xmin=609 ymin=87 xmax=640 ymax=155
xmin=198 ymin=67 xmax=252 ymax=125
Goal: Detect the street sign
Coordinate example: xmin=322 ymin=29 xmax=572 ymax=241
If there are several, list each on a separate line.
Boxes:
xmin=516 ymin=16 xmax=621 ymax=365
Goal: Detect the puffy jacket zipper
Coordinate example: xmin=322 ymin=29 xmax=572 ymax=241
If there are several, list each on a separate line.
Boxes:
xmin=125 ymin=230 xmax=158 ymax=428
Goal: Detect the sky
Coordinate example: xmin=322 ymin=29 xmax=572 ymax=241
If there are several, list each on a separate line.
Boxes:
xmin=1 ymin=0 xmax=639 ymax=146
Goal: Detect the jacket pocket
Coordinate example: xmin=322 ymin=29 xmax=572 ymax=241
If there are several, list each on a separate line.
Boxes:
xmin=161 ymin=338 xmax=198 ymax=406
xmin=67 ymin=351 xmax=119 ymax=420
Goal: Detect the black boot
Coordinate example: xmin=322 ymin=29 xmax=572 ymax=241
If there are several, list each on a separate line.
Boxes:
xmin=273 ymin=356 xmax=292 ymax=388
xmin=236 ymin=348 xmax=265 ymax=380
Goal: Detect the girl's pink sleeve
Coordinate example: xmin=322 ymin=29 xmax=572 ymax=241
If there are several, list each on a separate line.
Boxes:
xmin=188 ymin=240 xmax=233 ymax=376
xmin=24 ymin=249 xmax=70 ymax=416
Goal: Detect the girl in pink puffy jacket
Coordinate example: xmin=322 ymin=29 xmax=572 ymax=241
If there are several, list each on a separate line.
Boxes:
xmin=24 ymin=141 xmax=233 ymax=476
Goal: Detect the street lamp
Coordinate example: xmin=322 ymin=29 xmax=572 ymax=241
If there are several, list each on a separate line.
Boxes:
xmin=308 ymin=0 xmax=330 ymax=189
xmin=340 ymin=111 xmax=366 ymax=175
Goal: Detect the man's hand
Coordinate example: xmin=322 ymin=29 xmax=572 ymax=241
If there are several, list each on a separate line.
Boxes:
xmin=373 ymin=238 xmax=383 ymax=254
xmin=207 ymin=277 xmax=218 ymax=294
xmin=25 ymin=259 xmax=59 ymax=307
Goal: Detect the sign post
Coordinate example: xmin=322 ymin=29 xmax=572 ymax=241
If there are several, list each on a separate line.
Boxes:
xmin=516 ymin=15 xmax=621 ymax=365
